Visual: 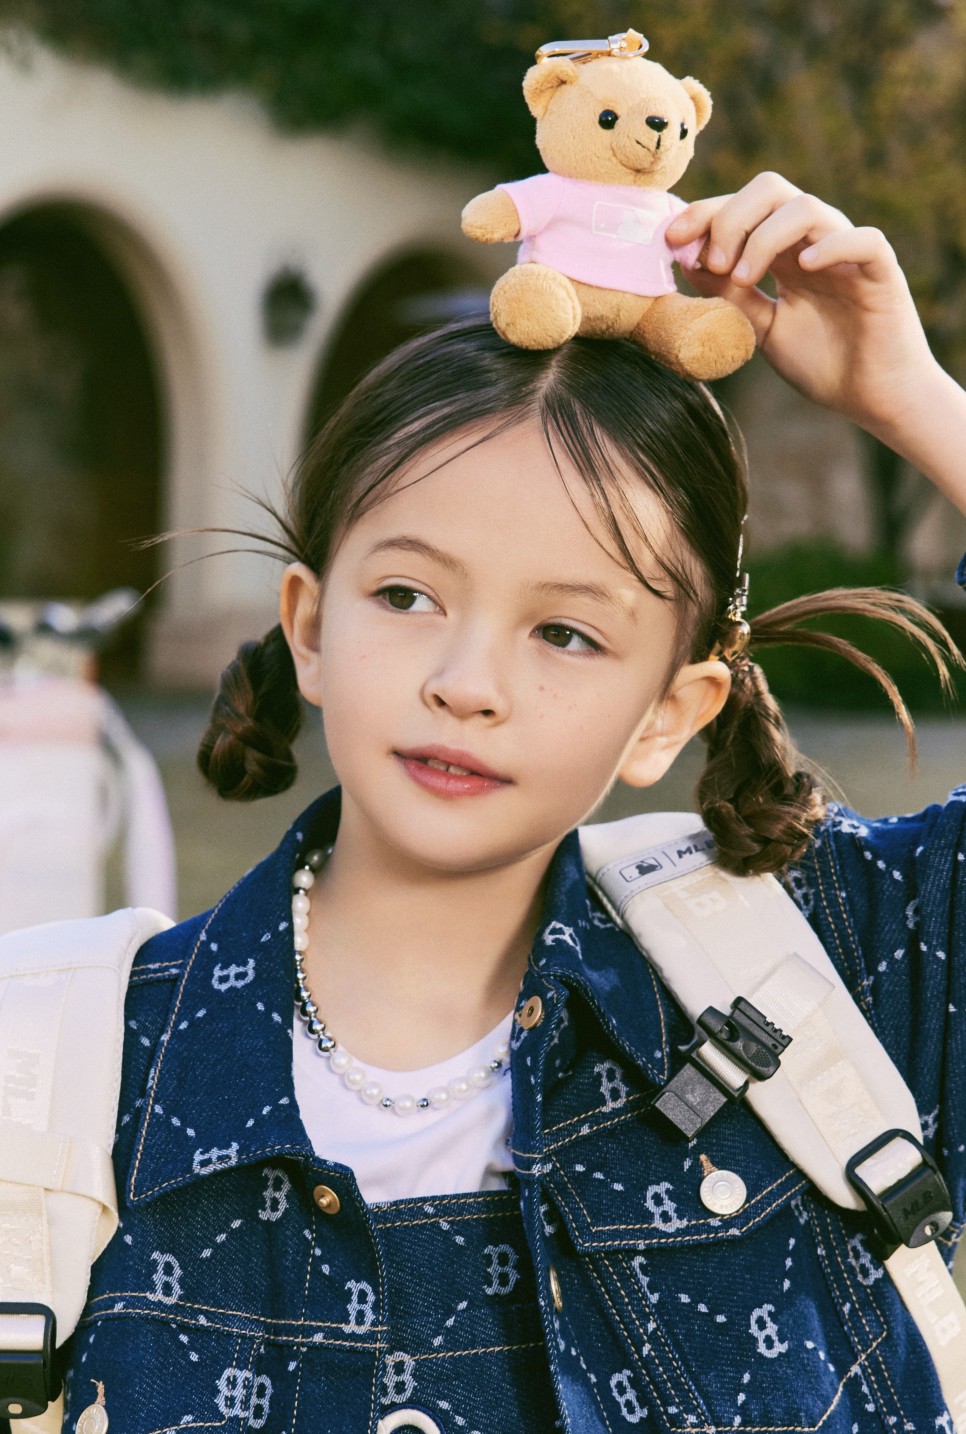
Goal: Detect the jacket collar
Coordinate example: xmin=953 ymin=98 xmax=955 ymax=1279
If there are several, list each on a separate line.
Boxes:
xmin=128 ymin=789 xmax=675 ymax=1203
xmin=128 ymin=790 xmax=340 ymax=1203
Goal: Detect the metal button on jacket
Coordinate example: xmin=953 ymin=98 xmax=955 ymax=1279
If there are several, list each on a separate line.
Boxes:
xmin=699 ymin=1168 xmax=747 ymax=1215
xmin=516 ymin=995 xmax=544 ymax=1029
xmin=548 ymin=1264 xmax=563 ymax=1312
xmin=313 ymin=1183 xmax=341 ymax=1214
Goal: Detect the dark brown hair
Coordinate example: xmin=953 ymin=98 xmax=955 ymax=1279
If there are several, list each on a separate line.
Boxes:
xmin=198 ymin=320 xmax=960 ymax=874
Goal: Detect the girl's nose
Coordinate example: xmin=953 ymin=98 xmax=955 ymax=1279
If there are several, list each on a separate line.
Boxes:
xmin=421 ymin=630 xmax=510 ymax=721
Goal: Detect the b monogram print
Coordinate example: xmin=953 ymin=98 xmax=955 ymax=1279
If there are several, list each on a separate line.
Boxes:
xmin=749 ymin=1304 xmax=788 ymax=1358
xmin=146 ymin=1251 xmax=182 ymax=1304
xmin=216 ymin=1368 xmax=273 ymax=1427
xmin=211 ymin=959 xmax=256 ymax=991
xmin=381 ymin=1352 xmax=417 ymax=1405
xmin=343 ymin=1279 xmax=377 ymax=1332
xmin=483 ymin=1244 xmax=520 ymax=1296
xmin=258 ymin=1167 xmax=291 ymax=1222
xmin=610 ymin=1369 xmax=647 ymax=1423
xmin=594 ymin=1059 xmax=629 ymax=1111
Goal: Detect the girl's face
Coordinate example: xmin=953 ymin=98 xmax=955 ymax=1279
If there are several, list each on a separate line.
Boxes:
xmin=282 ymin=420 xmax=729 ymax=876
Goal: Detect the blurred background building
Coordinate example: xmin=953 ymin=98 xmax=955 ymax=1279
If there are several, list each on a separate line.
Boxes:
xmin=1 ymin=3 xmax=964 ymax=690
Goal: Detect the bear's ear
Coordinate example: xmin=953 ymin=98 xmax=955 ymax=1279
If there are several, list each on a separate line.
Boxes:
xmin=523 ymin=58 xmax=580 ymax=120
xmin=681 ymin=77 xmax=712 ymax=133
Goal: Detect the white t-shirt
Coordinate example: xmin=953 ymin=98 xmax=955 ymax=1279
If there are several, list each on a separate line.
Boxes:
xmin=292 ymin=1011 xmax=515 ymax=1204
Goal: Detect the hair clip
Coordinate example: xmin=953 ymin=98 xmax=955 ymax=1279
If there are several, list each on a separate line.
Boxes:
xmin=709 ymin=573 xmax=751 ymax=665
xmin=535 ymin=29 xmax=649 ymax=65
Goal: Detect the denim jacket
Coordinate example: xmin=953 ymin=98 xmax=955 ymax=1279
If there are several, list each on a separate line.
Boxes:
xmin=55 ymin=771 xmax=966 ymax=1434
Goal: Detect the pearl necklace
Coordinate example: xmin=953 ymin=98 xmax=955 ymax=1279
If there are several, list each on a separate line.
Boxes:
xmin=292 ymin=847 xmax=511 ymax=1116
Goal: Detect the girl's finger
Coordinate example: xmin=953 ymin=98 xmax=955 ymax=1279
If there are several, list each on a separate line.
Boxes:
xmin=694 ymin=171 xmax=806 ymax=270
xmin=726 ymin=195 xmax=853 ymax=287
xmin=665 ymin=193 xmax=733 ymax=244
xmin=798 ymin=226 xmax=902 ymax=285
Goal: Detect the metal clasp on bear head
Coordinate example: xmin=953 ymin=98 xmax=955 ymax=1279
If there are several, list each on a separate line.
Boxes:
xmin=535 ymin=29 xmax=649 ymax=65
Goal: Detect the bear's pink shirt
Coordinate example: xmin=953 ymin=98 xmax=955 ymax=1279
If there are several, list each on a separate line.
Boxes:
xmin=498 ymin=173 xmax=703 ymax=297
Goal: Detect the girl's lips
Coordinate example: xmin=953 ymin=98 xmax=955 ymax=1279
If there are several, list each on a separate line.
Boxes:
xmin=395 ymin=747 xmax=510 ymax=782
xmin=395 ymin=749 xmax=511 ymax=798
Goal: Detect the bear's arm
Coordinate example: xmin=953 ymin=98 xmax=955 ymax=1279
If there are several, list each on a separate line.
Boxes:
xmin=461 ymin=188 xmax=521 ymax=243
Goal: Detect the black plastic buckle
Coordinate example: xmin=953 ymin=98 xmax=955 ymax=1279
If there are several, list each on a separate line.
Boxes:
xmin=652 ymin=997 xmax=791 ymax=1139
xmin=846 ymin=1129 xmax=953 ymax=1252
xmin=0 ymin=1303 xmax=60 ymax=1420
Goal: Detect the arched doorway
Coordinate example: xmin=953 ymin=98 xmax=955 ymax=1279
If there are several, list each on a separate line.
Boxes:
xmin=0 ymin=204 xmax=164 ymax=674
xmin=304 ymin=249 xmax=488 ymax=440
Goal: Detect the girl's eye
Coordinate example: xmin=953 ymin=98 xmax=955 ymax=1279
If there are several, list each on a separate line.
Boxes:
xmin=539 ymin=623 xmax=601 ymax=654
xmin=377 ymin=585 xmax=436 ymax=612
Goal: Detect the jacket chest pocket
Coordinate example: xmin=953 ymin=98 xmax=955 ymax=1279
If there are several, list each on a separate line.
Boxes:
xmin=539 ymin=1102 xmax=896 ymax=1433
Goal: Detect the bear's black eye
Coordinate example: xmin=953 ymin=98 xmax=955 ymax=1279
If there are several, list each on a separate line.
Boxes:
xmin=598 ymin=109 xmax=619 ymax=130
xmin=680 ymin=122 xmax=689 ymax=140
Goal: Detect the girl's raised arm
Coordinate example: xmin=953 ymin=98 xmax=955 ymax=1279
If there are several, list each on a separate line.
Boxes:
xmin=666 ymin=172 xmax=966 ymax=517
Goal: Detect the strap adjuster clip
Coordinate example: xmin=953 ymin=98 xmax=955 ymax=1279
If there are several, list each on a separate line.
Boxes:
xmin=652 ymin=997 xmax=791 ymax=1139
xmin=846 ymin=1129 xmax=953 ymax=1251
xmin=0 ymin=1303 xmax=60 ymax=1420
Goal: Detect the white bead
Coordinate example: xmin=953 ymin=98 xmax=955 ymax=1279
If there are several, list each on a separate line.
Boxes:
xmin=393 ymin=1093 xmax=417 ymax=1116
xmin=343 ymin=1066 xmax=366 ymax=1091
xmin=329 ymin=1048 xmax=351 ymax=1073
xmin=292 ymin=892 xmax=310 ymax=916
xmin=495 ymin=1041 xmax=510 ymax=1060
xmin=428 ymin=1085 xmax=452 ymax=1109
xmin=293 ymin=869 xmax=315 ymax=891
xmin=469 ymin=1065 xmax=492 ymax=1089
xmin=293 ymin=932 xmax=309 ymax=951
xmin=292 ymin=912 xmax=309 ymax=932
xmin=361 ymin=1081 xmax=384 ymax=1105
xmin=448 ymin=1075 xmax=472 ymax=1100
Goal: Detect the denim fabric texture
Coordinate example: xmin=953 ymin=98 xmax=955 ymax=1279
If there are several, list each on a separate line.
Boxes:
xmin=58 ymin=777 xmax=966 ymax=1434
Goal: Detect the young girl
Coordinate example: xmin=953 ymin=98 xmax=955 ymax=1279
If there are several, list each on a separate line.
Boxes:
xmin=56 ymin=174 xmax=966 ymax=1432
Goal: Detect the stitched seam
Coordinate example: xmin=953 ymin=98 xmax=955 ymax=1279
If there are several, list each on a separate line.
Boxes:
xmin=406 ymin=1340 xmax=547 ymax=1360
xmin=813 ymin=842 xmax=874 ymax=1023
xmin=541 ymin=1093 xmax=651 ymax=1140
xmin=372 ymin=1205 xmax=519 ymax=1230
xmin=824 ymin=1210 xmax=906 ymax=1425
xmin=548 ymin=1161 xmax=803 ymax=1240
xmin=584 ymin=1255 xmax=699 ymax=1431
xmin=83 ymin=1294 xmax=387 ymax=1331
xmin=702 ymin=1339 xmax=888 ymax=1432
xmin=813 ymin=1208 xmax=891 ymax=1419
xmin=288 ymin=1195 xmax=319 ymax=1434
xmin=601 ymin=1251 xmax=710 ymax=1429
xmin=132 ymin=960 xmax=185 ymax=971
xmin=129 ymin=971 xmax=181 ymax=987
xmin=130 ymin=889 xmax=238 ymax=1198
xmin=76 ymin=1307 xmax=386 ymax=1347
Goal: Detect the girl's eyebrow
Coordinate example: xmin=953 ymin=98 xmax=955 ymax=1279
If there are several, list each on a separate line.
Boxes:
xmin=365 ymin=536 xmax=467 ymax=575
xmin=527 ymin=579 xmax=635 ymax=618
xmin=366 ymin=536 xmax=634 ymax=618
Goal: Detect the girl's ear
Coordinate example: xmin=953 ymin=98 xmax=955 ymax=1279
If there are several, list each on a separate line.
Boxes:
xmin=618 ymin=659 xmax=731 ymax=789
xmin=279 ymin=562 xmax=324 ymax=709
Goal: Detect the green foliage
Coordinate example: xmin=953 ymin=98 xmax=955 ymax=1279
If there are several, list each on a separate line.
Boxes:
xmin=747 ymin=541 xmax=966 ymax=714
xmin=3 ymin=0 xmax=963 ymax=375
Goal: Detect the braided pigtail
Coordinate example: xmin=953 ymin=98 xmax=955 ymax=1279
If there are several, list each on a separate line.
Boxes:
xmin=698 ymin=588 xmax=963 ymax=876
xmin=197 ymin=624 xmax=303 ymax=800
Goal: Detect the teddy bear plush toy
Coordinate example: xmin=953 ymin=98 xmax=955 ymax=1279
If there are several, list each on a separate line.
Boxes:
xmin=461 ymin=30 xmax=756 ymax=381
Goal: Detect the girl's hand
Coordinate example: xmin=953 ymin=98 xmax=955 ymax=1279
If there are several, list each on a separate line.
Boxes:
xmin=666 ymin=172 xmax=966 ymax=515
xmin=665 ymin=172 xmax=938 ymax=433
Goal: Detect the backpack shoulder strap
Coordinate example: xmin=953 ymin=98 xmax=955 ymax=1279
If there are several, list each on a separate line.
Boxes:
xmin=580 ymin=811 xmax=966 ymax=1431
xmin=0 ymin=906 xmax=173 ymax=1431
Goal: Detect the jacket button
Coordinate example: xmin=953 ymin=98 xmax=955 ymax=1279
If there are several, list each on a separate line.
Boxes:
xmin=699 ymin=1168 xmax=747 ymax=1215
xmin=313 ymin=1183 xmax=341 ymax=1214
xmin=515 ymin=995 xmax=544 ymax=1029
xmin=548 ymin=1263 xmax=563 ymax=1312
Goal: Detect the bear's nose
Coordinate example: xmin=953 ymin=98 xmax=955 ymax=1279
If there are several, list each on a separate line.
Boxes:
xmin=646 ymin=115 xmax=669 ymax=133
